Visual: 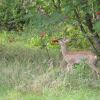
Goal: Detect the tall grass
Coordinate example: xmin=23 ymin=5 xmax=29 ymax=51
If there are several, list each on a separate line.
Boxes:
xmin=0 ymin=33 xmax=100 ymax=100
xmin=0 ymin=44 xmax=100 ymax=88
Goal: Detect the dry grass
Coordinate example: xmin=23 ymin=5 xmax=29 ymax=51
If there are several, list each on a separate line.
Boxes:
xmin=0 ymin=44 xmax=100 ymax=90
xmin=0 ymin=44 xmax=100 ymax=100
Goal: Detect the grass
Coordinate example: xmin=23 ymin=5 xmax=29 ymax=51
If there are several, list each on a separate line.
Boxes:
xmin=0 ymin=32 xmax=100 ymax=100
xmin=0 ymin=86 xmax=100 ymax=100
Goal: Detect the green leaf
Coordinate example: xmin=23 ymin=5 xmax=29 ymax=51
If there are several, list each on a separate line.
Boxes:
xmin=93 ymin=21 xmax=100 ymax=32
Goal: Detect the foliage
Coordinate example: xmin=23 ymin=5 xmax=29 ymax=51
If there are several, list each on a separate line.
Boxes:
xmin=0 ymin=0 xmax=100 ymax=32
xmin=0 ymin=0 xmax=34 ymax=31
xmin=93 ymin=21 xmax=100 ymax=32
xmin=0 ymin=0 xmax=100 ymax=51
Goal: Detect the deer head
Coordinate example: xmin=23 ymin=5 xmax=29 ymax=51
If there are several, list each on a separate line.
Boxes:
xmin=58 ymin=38 xmax=70 ymax=46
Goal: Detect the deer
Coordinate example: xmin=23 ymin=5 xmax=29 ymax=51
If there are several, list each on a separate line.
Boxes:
xmin=58 ymin=38 xmax=100 ymax=77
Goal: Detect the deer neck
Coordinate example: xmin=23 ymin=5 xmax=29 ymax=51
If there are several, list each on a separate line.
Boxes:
xmin=60 ymin=45 xmax=67 ymax=57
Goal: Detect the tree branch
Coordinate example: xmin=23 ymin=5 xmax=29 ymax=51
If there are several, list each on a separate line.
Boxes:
xmin=74 ymin=8 xmax=99 ymax=55
xmin=52 ymin=0 xmax=58 ymax=9
xmin=52 ymin=0 xmax=61 ymax=12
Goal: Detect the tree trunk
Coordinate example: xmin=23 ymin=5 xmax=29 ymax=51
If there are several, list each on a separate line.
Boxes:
xmin=85 ymin=13 xmax=100 ymax=56
xmin=92 ymin=34 xmax=100 ymax=55
xmin=74 ymin=8 xmax=100 ymax=57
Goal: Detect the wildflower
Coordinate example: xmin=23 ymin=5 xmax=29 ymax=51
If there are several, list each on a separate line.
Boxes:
xmin=40 ymin=32 xmax=46 ymax=38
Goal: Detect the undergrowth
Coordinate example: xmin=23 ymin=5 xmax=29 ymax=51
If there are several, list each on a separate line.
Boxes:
xmin=0 ymin=39 xmax=100 ymax=100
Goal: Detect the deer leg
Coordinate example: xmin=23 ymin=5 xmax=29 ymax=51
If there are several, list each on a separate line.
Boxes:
xmin=60 ymin=58 xmax=66 ymax=68
xmin=66 ymin=63 xmax=73 ymax=73
xmin=89 ymin=63 xmax=100 ymax=78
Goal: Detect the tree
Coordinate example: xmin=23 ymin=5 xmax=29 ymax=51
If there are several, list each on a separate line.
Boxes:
xmin=0 ymin=0 xmax=100 ymax=57
xmin=51 ymin=0 xmax=100 ymax=56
